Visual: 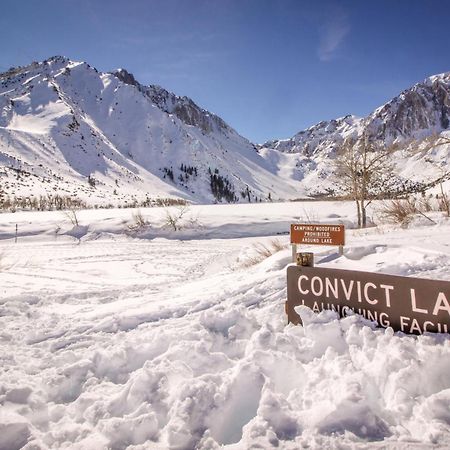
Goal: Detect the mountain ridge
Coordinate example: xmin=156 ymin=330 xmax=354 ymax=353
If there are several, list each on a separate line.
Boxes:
xmin=112 ymin=68 xmax=232 ymax=135
xmin=0 ymin=56 xmax=449 ymax=206
xmin=259 ymin=71 xmax=450 ymax=196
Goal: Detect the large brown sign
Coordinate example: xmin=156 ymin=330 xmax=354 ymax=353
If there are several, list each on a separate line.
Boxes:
xmin=286 ymin=265 xmax=450 ymax=335
xmin=290 ymin=224 xmax=345 ymax=246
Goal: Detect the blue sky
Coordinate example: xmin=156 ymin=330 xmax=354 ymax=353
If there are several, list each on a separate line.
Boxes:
xmin=1 ymin=0 xmax=449 ymax=143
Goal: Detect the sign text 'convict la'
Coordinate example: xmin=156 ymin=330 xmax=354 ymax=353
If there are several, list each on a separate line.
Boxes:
xmin=286 ymin=265 xmax=450 ymax=335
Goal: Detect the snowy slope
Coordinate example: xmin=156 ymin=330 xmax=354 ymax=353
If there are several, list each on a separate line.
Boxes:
xmin=0 ymin=202 xmax=449 ymax=449
xmin=261 ymin=73 xmax=450 ymax=196
xmin=0 ymin=57 xmax=303 ymax=206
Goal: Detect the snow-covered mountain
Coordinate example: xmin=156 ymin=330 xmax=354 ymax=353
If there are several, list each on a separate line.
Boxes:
xmin=0 ymin=56 xmax=302 ymax=206
xmin=1 ymin=56 xmax=449 ymax=205
xmin=260 ymin=72 xmax=450 ymax=196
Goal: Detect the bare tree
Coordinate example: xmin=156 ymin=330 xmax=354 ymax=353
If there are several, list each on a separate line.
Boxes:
xmin=63 ymin=209 xmax=79 ymax=227
xmin=334 ymin=134 xmax=396 ymax=228
xmin=419 ymin=134 xmax=450 ymax=217
xmin=164 ymin=205 xmax=200 ymax=231
xmin=165 ymin=205 xmax=190 ymax=231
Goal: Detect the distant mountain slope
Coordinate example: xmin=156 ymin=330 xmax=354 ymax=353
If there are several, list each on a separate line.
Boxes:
xmin=260 ymin=72 xmax=450 ymax=196
xmin=0 ymin=56 xmax=302 ymax=206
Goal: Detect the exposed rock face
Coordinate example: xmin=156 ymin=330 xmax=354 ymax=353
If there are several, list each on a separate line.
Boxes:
xmin=366 ymin=73 xmax=450 ymax=141
xmin=263 ymin=115 xmax=361 ymax=156
xmin=112 ymin=68 xmax=138 ymax=87
xmin=113 ymin=69 xmax=229 ymax=134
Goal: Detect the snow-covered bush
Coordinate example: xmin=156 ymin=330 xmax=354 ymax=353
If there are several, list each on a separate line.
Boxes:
xmin=126 ymin=209 xmax=150 ymax=232
xmin=164 ymin=205 xmax=200 ymax=231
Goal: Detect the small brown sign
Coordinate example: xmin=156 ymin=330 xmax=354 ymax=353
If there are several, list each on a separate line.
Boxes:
xmin=286 ymin=265 xmax=450 ymax=335
xmin=290 ymin=224 xmax=345 ymax=246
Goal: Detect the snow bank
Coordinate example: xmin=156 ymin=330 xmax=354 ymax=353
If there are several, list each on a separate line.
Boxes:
xmin=0 ymin=202 xmax=449 ymax=449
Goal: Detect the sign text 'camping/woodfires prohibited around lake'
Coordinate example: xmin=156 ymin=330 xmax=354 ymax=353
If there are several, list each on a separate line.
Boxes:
xmin=290 ymin=224 xmax=345 ymax=246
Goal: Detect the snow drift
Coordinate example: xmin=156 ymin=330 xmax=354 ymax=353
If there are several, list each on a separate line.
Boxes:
xmin=0 ymin=201 xmax=449 ymax=449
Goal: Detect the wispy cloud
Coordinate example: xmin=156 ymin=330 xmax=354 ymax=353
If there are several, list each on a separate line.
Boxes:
xmin=317 ymin=10 xmax=350 ymax=62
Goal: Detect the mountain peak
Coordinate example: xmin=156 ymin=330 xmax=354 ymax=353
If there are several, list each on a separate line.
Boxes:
xmin=112 ymin=68 xmax=139 ymax=87
xmin=424 ymin=71 xmax=450 ymax=86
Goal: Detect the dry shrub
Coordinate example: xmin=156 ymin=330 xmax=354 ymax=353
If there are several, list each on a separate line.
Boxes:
xmin=436 ymin=190 xmax=450 ymax=217
xmin=298 ymin=207 xmax=319 ymax=224
xmin=378 ymin=198 xmax=418 ymax=226
xmin=268 ymin=238 xmax=286 ymax=252
xmin=1 ymin=194 xmax=87 ymax=212
xmin=164 ymin=205 xmax=189 ymax=231
xmin=63 ymin=209 xmax=80 ymax=227
xmin=163 ymin=205 xmax=201 ymax=231
xmin=379 ymin=197 xmax=437 ymax=226
xmin=417 ymin=195 xmax=433 ymax=213
xmin=127 ymin=210 xmax=149 ymax=231
xmin=0 ymin=194 xmax=188 ymax=212
xmin=240 ymin=239 xmax=287 ymax=267
xmin=154 ymin=198 xmax=188 ymax=207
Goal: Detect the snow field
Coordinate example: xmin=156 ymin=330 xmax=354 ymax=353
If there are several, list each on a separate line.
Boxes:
xmin=0 ymin=201 xmax=449 ymax=449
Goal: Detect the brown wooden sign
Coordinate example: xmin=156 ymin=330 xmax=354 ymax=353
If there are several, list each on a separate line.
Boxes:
xmin=290 ymin=224 xmax=345 ymax=246
xmin=286 ymin=265 xmax=450 ymax=335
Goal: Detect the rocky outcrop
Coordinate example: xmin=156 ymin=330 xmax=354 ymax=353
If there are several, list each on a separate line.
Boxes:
xmin=262 ymin=115 xmax=361 ymax=157
xmin=112 ymin=68 xmax=139 ymax=87
xmin=366 ymin=73 xmax=450 ymax=141
xmin=112 ymin=69 xmax=230 ymax=134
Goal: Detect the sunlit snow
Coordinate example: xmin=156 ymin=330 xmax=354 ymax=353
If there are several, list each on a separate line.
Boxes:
xmin=1 ymin=201 xmax=449 ymax=449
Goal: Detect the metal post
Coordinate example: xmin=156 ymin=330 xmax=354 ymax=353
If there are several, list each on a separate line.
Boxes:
xmin=291 ymin=244 xmax=297 ymax=263
xmin=15 ymin=224 xmax=18 ymax=244
xmin=338 ymin=245 xmax=344 ymax=256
